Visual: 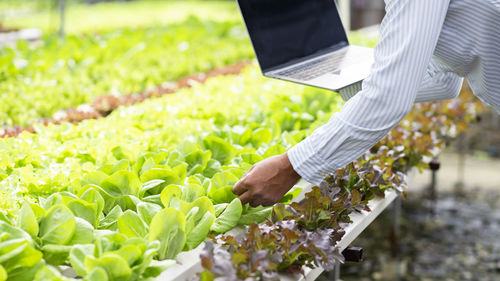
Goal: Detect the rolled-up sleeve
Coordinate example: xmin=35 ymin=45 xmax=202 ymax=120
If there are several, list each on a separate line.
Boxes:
xmin=288 ymin=0 xmax=451 ymax=186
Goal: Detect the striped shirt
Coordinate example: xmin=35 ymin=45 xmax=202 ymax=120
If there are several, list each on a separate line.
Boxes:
xmin=288 ymin=0 xmax=500 ymax=186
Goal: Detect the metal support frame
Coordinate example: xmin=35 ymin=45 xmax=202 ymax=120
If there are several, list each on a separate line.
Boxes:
xmin=58 ymin=0 xmax=66 ymax=38
xmin=429 ymin=160 xmax=441 ymax=198
xmin=455 ymin=132 xmax=467 ymax=192
xmin=390 ymin=195 xmax=401 ymax=258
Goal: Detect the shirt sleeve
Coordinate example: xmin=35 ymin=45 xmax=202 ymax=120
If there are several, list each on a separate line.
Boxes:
xmin=288 ymin=0 xmax=451 ymax=186
xmin=415 ymin=60 xmax=464 ymax=103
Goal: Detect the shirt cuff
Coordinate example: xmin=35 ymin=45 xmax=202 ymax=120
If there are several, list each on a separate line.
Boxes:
xmin=288 ymin=135 xmax=331 ymax=186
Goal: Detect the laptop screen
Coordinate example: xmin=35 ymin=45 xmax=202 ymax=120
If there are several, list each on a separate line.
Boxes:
xmin=237 ymin=0 xmax=348 ymax=72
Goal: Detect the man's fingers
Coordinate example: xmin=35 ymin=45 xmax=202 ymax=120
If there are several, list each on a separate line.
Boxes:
xmin=233 ymin=165 xmax=256 ymax=195
xmin=232 ymin=179 xmax=248 ymax=195
xmin=238 ymin=191 xmax=252 ymax=205
xmin=249 ymin=200 xmax=261 ymax=208
xmin=240 ymin=192 xmax=261 ymax=207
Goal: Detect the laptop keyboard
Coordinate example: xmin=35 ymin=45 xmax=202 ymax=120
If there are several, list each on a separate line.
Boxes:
xmin=276 ymin=51 xmax=361 ymax=81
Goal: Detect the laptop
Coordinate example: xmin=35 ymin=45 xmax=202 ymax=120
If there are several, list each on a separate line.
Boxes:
xmin=236 ymin=0 xmax=374 ymax=93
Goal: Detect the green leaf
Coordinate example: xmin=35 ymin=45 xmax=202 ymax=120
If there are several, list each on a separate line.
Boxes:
xmin=214 ymin=203 xmax=228 ymax=217
xmin=209 ymin=186 xmax=237 ymax=205
xmin=203 ymin=136 xmax=237 ymax=165
xmin=66 ymin=198 xmax=99 ymax=228
xmin=108 ymin=242 xmax=144 ymax=266
xmin=83 ymin=267 xmax=108 ymax=281
xmin=208 ymin=171 xmax=239 ymax=204
xmin=142 ymin=259 xmax=176 ymax=278
xmin=130 ymin=240 xmax=160 ymax=279
xmin=6 ymin=261 xmax=44 ymax=281
xmin=172 ymin=163 xmax=188 ymax=182
xmin=202 ymin=159 xmax=221 ymax=178
xmin=29 ymin=203 xmax=46 ymax=221
xmin=84 ymin=254 xmax=132 ymax=281
xmin=114 ymin=195 xmax=141 ymax=212
xmin=240 ymin=153 xmax=263 ymax=165
xmin=34 ymin=265 xmax=71 ymax=281
xmin=238 ymin=206 xmax=272 ymax=225
xmin=17 ymin=202 xmax=38 ymax=238
xmin=110 ymin=159 xmax=130 ymax=174
xmin=81 ymin=171 xmax=108 ymax=187
xmin=99 ymin=205 xmax=123 ymax=230
xmin=251 ymin=128 xmax=272 ymax=147
xmin=210 ymin=198 xmax=242 ymax=234
xmin=0 ymin=265 xmax=6 ymax=281
xmin=211 ymin=171 xmax=239 ymax=190
xmin=237 ymin=127 xmax=253 ymax=145
xmin=39 ymin=193 xmax=63 ymax=210
xmin=185 ymin=150 xmax=211 ymax=175
xmin=69 ymin=218 xmax=94 ymax=245
xmin=70 ymin=244 xmax=95 ymax=277
xmin=0 ymin=221 xmax=33 ymax=245
xmin=160 ymin=185 xmax=182 ymax=208
xmin=140 ymin=168 xmax=181 ymax=194
xmin=0 ymin=211 xmax=13 ymax=225
xmin=41 ymin=244 xmax=73 ymax=265
xmin=185 ymin=211 xmax=215 ymax=250
xmin=0 ymin=239 xmax=29 ymax=265
xmin=181 ymin=183 xmax=206 ymax=203
xmin=148 ymin=208 xmax=186 ymax=260
xmin=117 ymin=210 xmax=147 ymax=238
xmin=279 ymin=186 xmax=303 ymax=204
xmin=80 ymin=188 xmax=105 ymax=228
xmin=181 ymin=196 xmax=215 ymax=233
xmin=136 ymin=202 xmax=162 ymax=226
xmin=263 ymin=144 xmax=286 ymax=158
xmin=140 ymin=179 xmax=165 ymax=198
xmin=39 ymin=204 xmax=76 ymax=245
xmin=100 ymin=170 xmax=141 ymax=198
xmin=142 ymin=194 xmax=162 ymax=206
xmin=0 ymin=239 xmax=43 ymax=272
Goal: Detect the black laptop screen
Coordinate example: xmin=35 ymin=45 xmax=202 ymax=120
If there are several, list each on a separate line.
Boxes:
xmin=237 ymin=0 xmax=348 ymax=72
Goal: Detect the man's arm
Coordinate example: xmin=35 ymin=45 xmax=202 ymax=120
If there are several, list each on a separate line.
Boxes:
xmin=339 ymin=61 xmax=463 ymax=103
xmin=234 ymin=0 xmax=451 ymax=206
xmin=415 ymin=60 xmax=464 ymax=103
xmin=287 ymin=0 xmax=451 ymax=186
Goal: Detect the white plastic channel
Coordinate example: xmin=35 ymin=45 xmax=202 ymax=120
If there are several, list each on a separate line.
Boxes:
xmin=157 ymin=180 xmax=398 ymax=281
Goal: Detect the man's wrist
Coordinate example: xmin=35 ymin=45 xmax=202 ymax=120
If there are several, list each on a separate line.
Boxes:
xmin=281 ymin=152 xmax=301 ymax=181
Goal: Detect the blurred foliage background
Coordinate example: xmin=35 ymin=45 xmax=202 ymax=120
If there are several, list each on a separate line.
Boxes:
xmin=0 ymin=0 xmax=239 ymax=34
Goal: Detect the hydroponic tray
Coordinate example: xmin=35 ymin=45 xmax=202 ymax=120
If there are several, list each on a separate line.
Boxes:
xmin=157 ymin=180 xmax=398 ymax=281
xmin=0 ymin=28 xmax=42 ymax=46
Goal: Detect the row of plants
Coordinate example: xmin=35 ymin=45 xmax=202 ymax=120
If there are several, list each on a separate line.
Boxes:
xmin=0 ymin=67 xmax=339 ymax=211
xmin=198 ymin=86 xmax=485 ymax=280
xmin=0 ymin=61 xmax=251 ymax=138
xmin=0 ymin=66 xmax=483 ymax=280
xmin=0 ymin=66 xmax=343 ymax=280
xmin=0 ymin=29 xmax=476 ymax=280
xmin=0 ymin=16 xmax=253 ymax=127
xmin=3 ymin=1 xmax=241 ymax=35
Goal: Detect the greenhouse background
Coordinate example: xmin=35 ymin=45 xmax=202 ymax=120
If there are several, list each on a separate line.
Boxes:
xmin=0 ymin=0 xmax=499 ymax=281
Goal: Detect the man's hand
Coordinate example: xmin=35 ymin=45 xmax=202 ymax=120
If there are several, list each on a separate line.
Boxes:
xmin=232 ymin=153 xmax=301 ymax=207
